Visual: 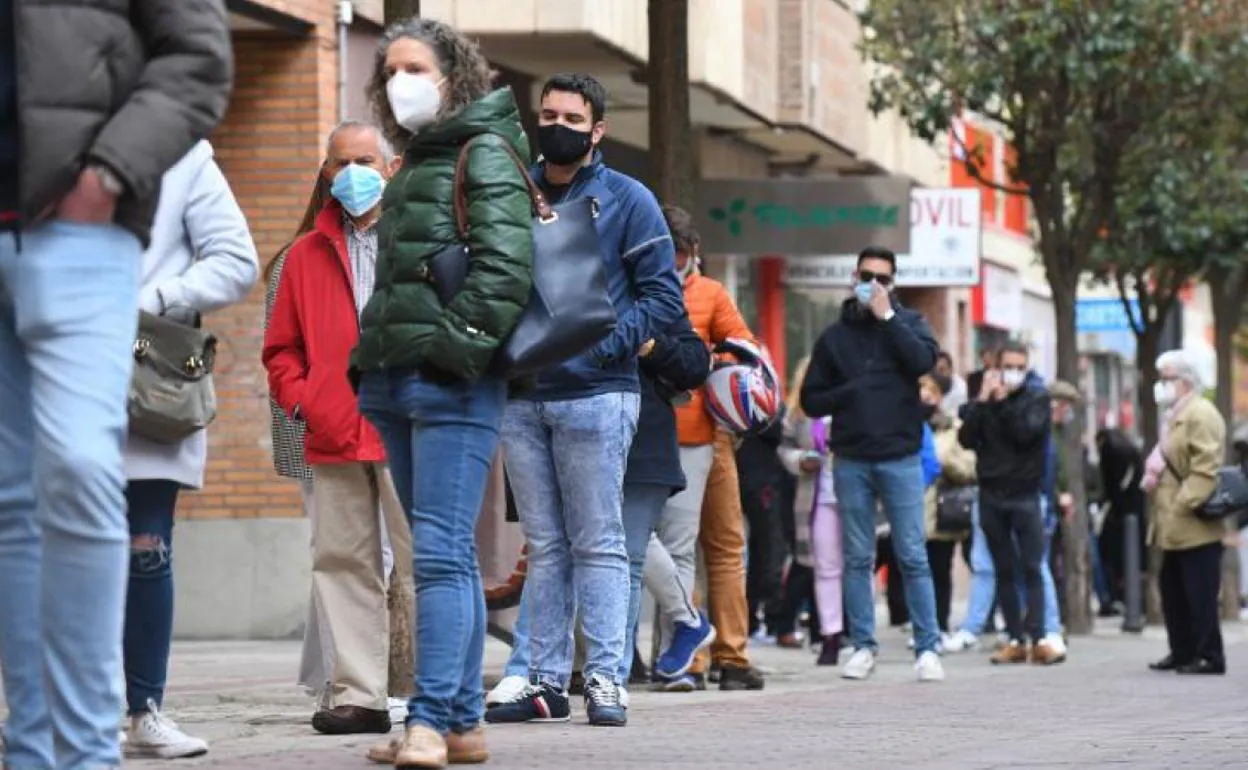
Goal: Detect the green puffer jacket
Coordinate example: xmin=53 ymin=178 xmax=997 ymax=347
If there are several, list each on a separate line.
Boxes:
xmin=353 ymin=87 xmax=534 ymax=381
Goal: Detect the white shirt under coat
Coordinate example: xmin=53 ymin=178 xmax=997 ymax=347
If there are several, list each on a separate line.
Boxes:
xmin=123 ymin=140 xmax=259 ymax=489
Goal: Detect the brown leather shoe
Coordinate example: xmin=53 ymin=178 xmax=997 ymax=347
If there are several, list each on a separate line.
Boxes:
xmin=394 ymin=725 xmax=448 ymax=769
xmin=1030 ymin=640 xmax=1067 ymax=666
xmin=989 ymin=641 xmax=1029 ymax=665
xmin=367 ymin=726 xmax=488 ymax=765
xmin=311 ymin=705 xmax=392 ymax=735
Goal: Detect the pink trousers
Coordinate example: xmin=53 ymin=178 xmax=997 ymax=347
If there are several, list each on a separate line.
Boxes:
xmin=810 ymin=501 xmax=844 ymax=635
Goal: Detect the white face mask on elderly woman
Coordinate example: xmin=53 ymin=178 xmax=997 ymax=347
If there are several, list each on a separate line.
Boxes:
xmin=1154 ymin=380 xmax=1178 ymax=407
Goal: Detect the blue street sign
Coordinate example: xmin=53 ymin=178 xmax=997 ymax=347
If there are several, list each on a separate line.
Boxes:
xmin=1076 ymin=298 xmax=1140 ymax=333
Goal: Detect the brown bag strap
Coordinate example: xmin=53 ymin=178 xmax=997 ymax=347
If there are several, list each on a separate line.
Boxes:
xmin=452 ymin=133 xmax=554 ymax=240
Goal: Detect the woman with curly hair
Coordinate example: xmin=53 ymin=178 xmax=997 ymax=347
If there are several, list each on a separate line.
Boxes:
xmin=353 ymin=17 xmax=535 ymax=769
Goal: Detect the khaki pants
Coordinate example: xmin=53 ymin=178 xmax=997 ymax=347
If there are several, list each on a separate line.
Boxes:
xmin=693 ymin=431 xmax=752 ymax=671
xmin=306 ymin=462 xmax=412 ymax=710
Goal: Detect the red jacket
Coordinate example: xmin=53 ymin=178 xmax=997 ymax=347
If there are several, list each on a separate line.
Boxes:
xmin=262 ymin=203 xmax=386 ymax=465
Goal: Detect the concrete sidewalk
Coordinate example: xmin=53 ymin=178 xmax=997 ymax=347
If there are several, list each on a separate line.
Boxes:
xmin=5 ymin=619 xmax=1243 ymax=769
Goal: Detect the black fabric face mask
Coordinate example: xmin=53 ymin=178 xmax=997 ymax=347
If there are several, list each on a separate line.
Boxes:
xmin=538 ymin=123 xmax=594 ymax=166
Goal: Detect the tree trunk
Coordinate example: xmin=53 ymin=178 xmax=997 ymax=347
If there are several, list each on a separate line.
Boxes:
xmin=1051 ymin=278 xmax=1093 ymax=634
xmin=384 ymin=0 xmax=420 ymax=23
xmin=1135 ymin=324 xmax=1165 ymax=624
xmin=1209 ymin=262 xmax=1247 ymax=621
xmin=647 ymin=0 xmax=696 ymax=210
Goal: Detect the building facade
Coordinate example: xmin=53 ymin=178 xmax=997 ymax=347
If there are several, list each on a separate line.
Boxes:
xmin=180 ymin=0 xmax=988 ymax=637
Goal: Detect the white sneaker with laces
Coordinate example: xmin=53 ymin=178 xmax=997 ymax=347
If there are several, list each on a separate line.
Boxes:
xmin=841 ymin=648 xmax=876 ymax=680
xmin=124 ymin=700 xmax=208 ymax=759
xmin=943 ymin=629 xmax=979 ymax=653
xmin=916 ymin=650 xmax=945 ymax=682
xmin=485 ymin=675 xmax=529 ymax=707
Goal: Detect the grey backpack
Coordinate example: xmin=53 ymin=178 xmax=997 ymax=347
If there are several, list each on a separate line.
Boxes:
xmin=127 ymin=309 xmax=218 ymax=443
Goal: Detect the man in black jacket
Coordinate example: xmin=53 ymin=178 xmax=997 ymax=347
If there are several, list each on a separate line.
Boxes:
xmin=799 ymin=246 xmax=945 ymax=683
xmin=0 ymin=2 xmax=232 ymax=768
xmin=958 ymin=341 xmax=1064 ymax=665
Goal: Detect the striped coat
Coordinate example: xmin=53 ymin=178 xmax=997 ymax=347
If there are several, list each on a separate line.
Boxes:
xmin=264 ymin=246 xmax=313 ymax=481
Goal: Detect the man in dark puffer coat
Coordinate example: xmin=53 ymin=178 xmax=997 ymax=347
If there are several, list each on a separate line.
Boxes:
xmin=0 ymin=2 xmax=232 ymax=768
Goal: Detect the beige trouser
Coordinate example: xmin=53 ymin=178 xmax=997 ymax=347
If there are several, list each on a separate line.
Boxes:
xmin=305 ymin=462 xmax=412 ymax=710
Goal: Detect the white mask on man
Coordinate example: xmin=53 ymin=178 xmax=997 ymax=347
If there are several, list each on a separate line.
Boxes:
xmin=1002 ymin=368 xmax=1026 ymax=391
xmin=387 ymin=72 xmax=444 ymax=132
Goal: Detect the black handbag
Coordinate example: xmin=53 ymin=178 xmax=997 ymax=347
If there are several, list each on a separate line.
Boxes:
xmin=424 ymin=134 xmax=616 ymax=378
xmin=935 ymin=483 xmax=977 ymax=534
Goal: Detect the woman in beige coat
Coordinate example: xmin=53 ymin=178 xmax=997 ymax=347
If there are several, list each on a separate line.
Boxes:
xmin=1142 ymin=349 xmax=1227 ymax=675
xmin=919 ymin=375 xmax=977 ymax=642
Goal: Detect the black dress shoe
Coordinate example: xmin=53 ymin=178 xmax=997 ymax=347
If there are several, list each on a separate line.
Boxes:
xmin=1148 ymin=654 xmax=1182 ymax=671
xmin=1176 ymin=658 xmax=1226 ymax=675
xmin=718 ymin=665 xmax=765 ymax=691
xmin=311 ymin=705 xmax=392 ymax=735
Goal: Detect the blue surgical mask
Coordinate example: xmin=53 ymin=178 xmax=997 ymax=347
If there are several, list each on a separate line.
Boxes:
xmin=854 ymin=281 xmax=875 ymax=305
xmin=331 ymin=164 xmax=385 ymax=218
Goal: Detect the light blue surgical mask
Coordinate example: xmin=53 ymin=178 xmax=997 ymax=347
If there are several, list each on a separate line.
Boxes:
xmin=853 ymin=281 xmax=875 ymax=305
xmin=331 ymin=163 xmax=385 ymax=218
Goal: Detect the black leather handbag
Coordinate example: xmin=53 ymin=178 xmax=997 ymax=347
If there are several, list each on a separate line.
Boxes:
xmin=935 ymin=483 xmax=977 ymax=534
xmin=424 ymin=134 xmax=616 ymax=378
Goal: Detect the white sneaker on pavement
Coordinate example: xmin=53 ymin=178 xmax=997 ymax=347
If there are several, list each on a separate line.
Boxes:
xmin=841 ymin=648 xmax=876 ymax=680
xmin=485 ymin=675 xmax=529 ymax=707
xmin=1043 ymin=633 xmax=1068 ymax=656
xmin=916 ymin=651 xmax=945 ymax=682
xmin=943 ymin=629 xmax=979 ymax=653
xmin=124 ymin=700 xmax=208 ymax=759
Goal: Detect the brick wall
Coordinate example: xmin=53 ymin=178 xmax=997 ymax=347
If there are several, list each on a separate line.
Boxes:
xmin=181 ymin=0 xmax=338 ymax=520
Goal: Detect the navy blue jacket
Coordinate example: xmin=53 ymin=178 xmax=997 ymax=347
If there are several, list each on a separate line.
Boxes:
xmin=524 ymin=152 xmax=685 ymax=401
xmin=799 ymin=298 xmax=939 ymax=461
xmin=625 ymin=312 xmax=711 ymax=492
xmin=0 ymin=0 xmax=17 ymax=216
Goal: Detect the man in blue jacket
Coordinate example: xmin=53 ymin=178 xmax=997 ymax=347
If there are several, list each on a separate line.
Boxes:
xmin=498 ymin=73 xmax=684 ymax=727
xmin=799 ymin=247 xmax=945 ymax=683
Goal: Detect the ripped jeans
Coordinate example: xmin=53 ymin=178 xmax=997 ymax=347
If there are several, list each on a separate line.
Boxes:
xmin=124 ymin=479 xmax=181 ymax=715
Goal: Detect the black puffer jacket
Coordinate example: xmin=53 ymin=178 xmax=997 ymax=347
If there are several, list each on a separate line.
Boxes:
xmin=958 ymin=376 xmax=1052 ymax=496
xmin=7 ymin=0 xmax=233 ymax=244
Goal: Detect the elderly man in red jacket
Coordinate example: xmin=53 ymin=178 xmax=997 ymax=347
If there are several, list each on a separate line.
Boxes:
xmin=263 ymin=120 xmax=410 ymax=736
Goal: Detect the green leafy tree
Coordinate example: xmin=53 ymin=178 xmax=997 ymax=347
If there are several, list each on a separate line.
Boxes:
xmin=859 ymin=0 xmax=1247 ymax=633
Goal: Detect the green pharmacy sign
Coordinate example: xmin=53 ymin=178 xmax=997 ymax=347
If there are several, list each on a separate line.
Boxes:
xmin=696 ymin=177 xmax=911 ymax=255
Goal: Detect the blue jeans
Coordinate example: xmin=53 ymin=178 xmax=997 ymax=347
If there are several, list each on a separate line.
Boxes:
xmin=834 ymin=453 xmax=940 ymax=655
xmin=358 ymin=370 xmax=506 ymax=734
xmin=501 ymin=392 xmax=640 ymax=687
xmin=963 ymin=496 xmax=1061 ymax=636
xmin=0 ymin=221 xmax=140 ymax=770
xmin=124 ymin=480 xmax=181 ymax=716
xmin=620 ymin=482 xmax=672 ymax=682
xmin=503 ymin=586 xmax=531 ymax=679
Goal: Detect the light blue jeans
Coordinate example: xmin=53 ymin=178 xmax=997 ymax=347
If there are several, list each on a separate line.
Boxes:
xmin=501 ymin=392 xmax=640 ymax=687
xmin=961 ymin=496 xmax=1060 ymax=636
xmin=358 ymin=370 xmax=507 ymax=734
xmin=0 ymin=221 xmax=141 ymax=770
xmin=502 ymin=481 xmax=668 ymax=684
xmin=834 ymin=453 xmax=941 ymax=656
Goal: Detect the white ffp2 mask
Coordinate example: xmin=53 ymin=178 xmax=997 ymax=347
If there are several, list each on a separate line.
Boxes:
xmin=387 ymin=72 xmax=443 ymax=132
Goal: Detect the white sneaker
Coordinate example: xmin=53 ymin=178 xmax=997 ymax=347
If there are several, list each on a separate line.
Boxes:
xmin=916 ymin=650 xmax=945 ymax=682
xmin=1043 ymin=633 xmax=1068 ymax=656
xmin=943 ymin=629 xmax=979 ymax=653
xmin=841 ymin=648 xmax=876 ymax=680
xmin=124 ymin=700 xmax=208 ymax=759
xmin=485 ymin=675 xmax=529 ymax=707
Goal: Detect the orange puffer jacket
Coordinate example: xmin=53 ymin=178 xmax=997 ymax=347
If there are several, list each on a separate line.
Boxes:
xmin=675 ymin=272 xmax=755 ymax=446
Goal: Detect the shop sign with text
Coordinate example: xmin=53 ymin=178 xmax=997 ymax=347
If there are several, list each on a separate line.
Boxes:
xmin=697 ymin=177 xmax=911 ymax=255
xmin=782 ymin=188 xmax=983 ymax=288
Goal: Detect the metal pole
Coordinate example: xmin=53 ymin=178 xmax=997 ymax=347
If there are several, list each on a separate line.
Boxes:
xmin=1121 ymin=512 xmax=1144 ymax=633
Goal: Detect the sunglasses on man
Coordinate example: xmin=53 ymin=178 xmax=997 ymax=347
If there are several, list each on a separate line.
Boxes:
xmin=859 ymin=269 xmax=894 ymax=287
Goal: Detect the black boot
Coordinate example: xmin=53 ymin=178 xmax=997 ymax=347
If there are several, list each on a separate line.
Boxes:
xmin=817 ymin=634 xmax=841 ymax=666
